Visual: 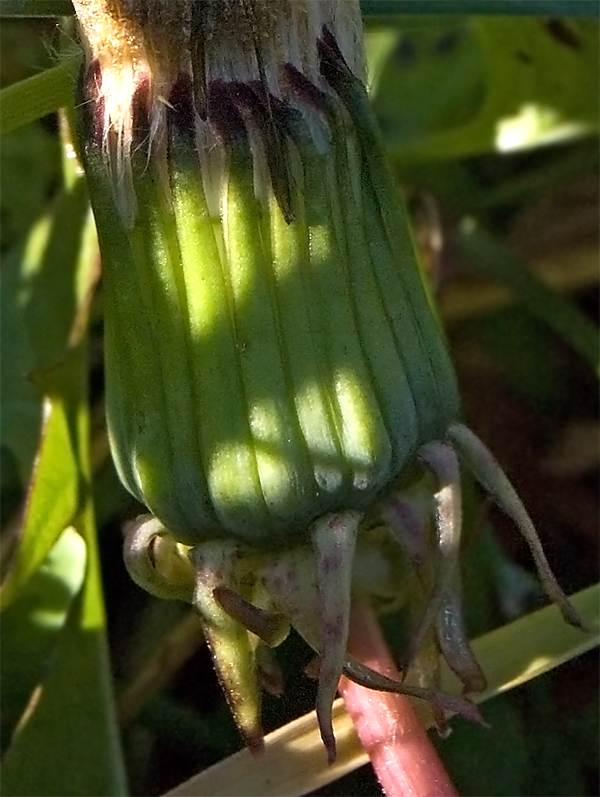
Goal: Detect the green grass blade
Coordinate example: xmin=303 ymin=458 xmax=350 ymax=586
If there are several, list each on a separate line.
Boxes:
xmin=0 ymin=359 xmax=81 ymax=609
xmin=0 ymin=518 xmax=128 ymax=796
xmin=0 ymin=58 xmax=79 ymax=135
xmin=1 ymin=175 xmax=99 ymax=608
xmin=452 ymin=583 xmax=599 ymax=699
xmin=0 ymin=527 xmax=86 ymax=751
xmin=1 ymin=274 xmax=126 ymax=793
xmin=1 ymin=214 xmax=126 ymax=795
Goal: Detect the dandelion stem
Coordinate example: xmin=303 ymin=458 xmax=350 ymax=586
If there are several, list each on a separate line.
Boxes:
xmin=340 ymin=600 xmax=458 ymax=797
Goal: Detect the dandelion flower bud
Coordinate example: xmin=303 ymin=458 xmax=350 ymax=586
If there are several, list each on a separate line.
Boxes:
xmin=73 ymin=0 xmax=583 ymax=757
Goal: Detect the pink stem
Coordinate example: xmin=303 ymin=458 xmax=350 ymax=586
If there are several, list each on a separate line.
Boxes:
xmin=339 ymin=601 xmax=458 ymax=797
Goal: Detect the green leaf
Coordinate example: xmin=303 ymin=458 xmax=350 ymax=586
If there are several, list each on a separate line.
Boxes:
xmin=0 ymin=125 xmax=61 ymax=251
xmin=374 ymin=21 xmax=486 ymax=149
xmin=1 ymin=163 xmax=96 ymax=478
xmin=1 ymin=163 xmax=99 ymax=606
xmin=458 ymin=222 xmax=600 ymax=377
xmin=444 ymin=583 xmax=600 ymax=700
xmin=0 ymin=526 xmax=86 ymax=752
xmin=374 ymin=18 xmax=600 ymax=161
xmin=0 ymin=58 xmax=80 ymax=135
xmin=0 ymin=351 xmax=83 ymax=609
xmin=0 ymin=250 xmax=42 ymax=484
xmin=19 ymin=180 xmax=97 ymax=371
xmin=0 ymin=518 xmax=128 ymax=797
xmin=1 ymin=241 xmax=127 ymax=794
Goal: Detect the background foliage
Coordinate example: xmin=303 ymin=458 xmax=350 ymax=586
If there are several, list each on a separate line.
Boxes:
xmin=1 ymin=4 xmax=598 ymax=795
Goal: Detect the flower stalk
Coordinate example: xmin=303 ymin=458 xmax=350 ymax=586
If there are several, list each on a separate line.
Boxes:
xmin=340 ymin=600 xmax=459 ymax=797
xmin=71 ymin=0 xmax=585 ymax=781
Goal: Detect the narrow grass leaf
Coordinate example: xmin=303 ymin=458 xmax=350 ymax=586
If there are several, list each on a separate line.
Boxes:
xmin=0 ymin=526 xmax=86 ymax=752
xmin=0 ymin=58 xmax=79 ymax=135
xmin=19 ymin=180 xmax=96 ymax=371
xmin=0 ymin=519 xmax=128 ymax=796
xmin=1 ymin=165 xmax=99 ymax=608
xmin=1 ymin=341 xmax=127 ymax=795
xmin=0 ymin=350 xmax=83 ymax=609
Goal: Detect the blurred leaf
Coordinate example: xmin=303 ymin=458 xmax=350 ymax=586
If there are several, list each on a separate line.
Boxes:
xmin=0 ymin=125 xmax=60 ymax=250
xmin=566 ymin=698 xmax=600 ymax=774
xmin=374 ymin=18 xmax=600 ymax=161
xmin=0 ymin=526 xmax=86 ymax=751
xmin=458 ymin=223 xmax=600 ymax=377
xmin=1 ymin=167 xmax=96 ymax=475
xmin=0 ymin=348 xmax=83 ymax=609
xmin=365 ymin=28 xmax=402 ymax=94
xmin=0 ymin=58 xmax=80 ymax=135
xmin=437 ymin=695 xmax=530 ymax=796
xmin=0 ymin=250 xmax=42 ymax=484
xmin=1 ymin=242 xmax=126 ymax=794
xmin=476 ymin=308 xmax=566 ymax=409
xmin=19 ymin=180 xmax=96 ymax=371
xmin=374 ymin=22 xmax=486 ymax=150
xmin=0 ymin=517 xmax=128 ymax=796
xmin=0 ymin=19 xmax=55 ymax=87
xmin=523 ymin=679 xmax=588 ymax=797
xmin=0 ymin=173 xmax=99 ymax=606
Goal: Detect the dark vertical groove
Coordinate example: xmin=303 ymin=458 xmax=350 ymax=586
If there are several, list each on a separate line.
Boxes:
xmin=168 ymin=72 xmax=196 ymax=139
xmin=227 ymin=81 xmax=294 ymax=223
xmin=80 ymin=57 xmax=104 ymax=149
xmin=131 ymin=72 xmax=152 ymax=152
xmin=191 ymin=0 xmax=209 ymax=119
xmin=207 ymin=81 xmax=248 ymax=145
